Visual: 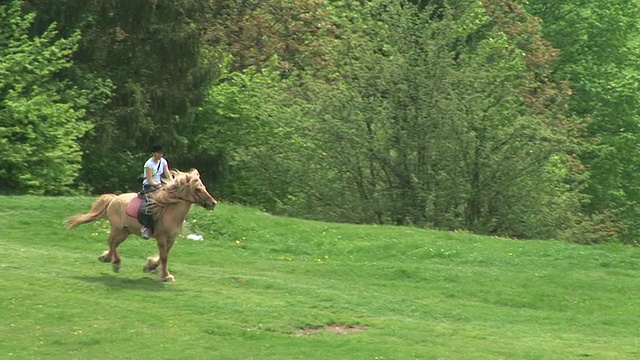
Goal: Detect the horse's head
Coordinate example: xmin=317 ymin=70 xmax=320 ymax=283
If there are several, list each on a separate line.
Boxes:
xmin=169 ymin=169 xmax=217 ymax=210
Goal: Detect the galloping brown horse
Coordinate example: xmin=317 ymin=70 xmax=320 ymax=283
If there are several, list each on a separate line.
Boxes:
xmin=65 ymin=169 xmax=216 ymax=282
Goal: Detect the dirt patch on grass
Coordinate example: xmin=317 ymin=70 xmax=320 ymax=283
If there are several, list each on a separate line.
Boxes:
xmin=294 ymin=324 xmax=367 ymax=336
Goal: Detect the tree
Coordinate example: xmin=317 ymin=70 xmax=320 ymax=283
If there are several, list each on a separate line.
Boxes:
xmin=23 ymin=0 xmax=216 ymax=192
xmin=186 ymin=56 xmax=313 ymax=210
xmin=198 ymin=0 xmax=581 ymax=239
xmin=0 ymin=0 xmax=109 ymax=194
xmin=526 ymin=0 xmax=640 ymax=242
xmin=203 ymin=0 xmax=337 ymax=73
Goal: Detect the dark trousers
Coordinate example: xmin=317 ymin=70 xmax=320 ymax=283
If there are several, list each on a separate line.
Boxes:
xmin=138 ymin=184 xmax=155 ymax=229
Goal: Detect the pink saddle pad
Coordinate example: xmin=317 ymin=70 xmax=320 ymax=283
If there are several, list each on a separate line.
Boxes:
xmin=126 ymin=196 xmax=142 ymax=219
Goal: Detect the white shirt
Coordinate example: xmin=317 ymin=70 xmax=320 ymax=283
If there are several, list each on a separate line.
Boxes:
xmin=142 ymin=157 xmax=167 ymax=185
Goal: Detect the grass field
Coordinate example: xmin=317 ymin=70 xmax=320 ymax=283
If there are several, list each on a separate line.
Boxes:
xmin=1 ymin=195 xmax=639 ymax=359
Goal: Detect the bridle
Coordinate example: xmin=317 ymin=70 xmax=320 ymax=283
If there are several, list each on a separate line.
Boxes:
xmin=173 ymin=183 xmax=212 ymax=207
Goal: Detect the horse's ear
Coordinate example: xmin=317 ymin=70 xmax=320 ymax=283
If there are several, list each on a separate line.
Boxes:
xmin=190 ymin=169 xmax=200 ymax=177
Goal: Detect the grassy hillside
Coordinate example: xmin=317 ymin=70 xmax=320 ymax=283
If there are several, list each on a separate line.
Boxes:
xmin=1 ymin=196 xmax=639 ymax=359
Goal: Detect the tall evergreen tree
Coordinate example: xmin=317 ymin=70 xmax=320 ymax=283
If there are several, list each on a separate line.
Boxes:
xmin=24 ymin=0 xmax=216 ymax=192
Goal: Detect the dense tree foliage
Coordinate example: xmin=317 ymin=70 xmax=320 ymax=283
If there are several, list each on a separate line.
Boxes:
xmin=202 ymin=0 xmax=337 ymax=72
xmin=3 ymin=0 xmax=640 ymax=243
xmin=0 ymin=0 xmax=109 ymax=194
xmin=526 ymin=0 xmax=640 ymax=242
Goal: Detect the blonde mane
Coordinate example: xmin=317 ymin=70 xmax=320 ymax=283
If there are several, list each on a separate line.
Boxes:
xmin=146 ymin=169 xmax=199 ymax=220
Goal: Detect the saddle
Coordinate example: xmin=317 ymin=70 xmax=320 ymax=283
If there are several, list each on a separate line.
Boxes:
xmin=125 ymin=194 xmax=150 ymax=226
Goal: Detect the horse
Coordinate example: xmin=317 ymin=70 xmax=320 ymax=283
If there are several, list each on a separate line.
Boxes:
xmin=65 ymin=169 xmax=217 ymax=282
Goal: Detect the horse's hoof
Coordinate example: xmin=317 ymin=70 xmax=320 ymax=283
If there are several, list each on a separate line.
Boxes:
xmin=160 ymin=274 xmax=175 ymax=282
xmin=142 ymin=266 xmax=154 ymax=273
xmin=113 ymin=264 xmax=121 ymax=273
xmin=98 ymin=251 xmax=110 ymax=263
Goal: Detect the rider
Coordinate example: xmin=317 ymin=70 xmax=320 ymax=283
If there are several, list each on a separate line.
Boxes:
xmin=140 ymin=144 xmax=174 ymax=238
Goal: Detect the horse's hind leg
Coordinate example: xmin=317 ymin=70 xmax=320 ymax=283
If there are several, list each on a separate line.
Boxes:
xmin=100 ymin=227 xmax=130 ymax=273
xmin=143 ymin=255 xmax=160 ymax=273
xmin=98 ymin=250 xmax=112 ymax=263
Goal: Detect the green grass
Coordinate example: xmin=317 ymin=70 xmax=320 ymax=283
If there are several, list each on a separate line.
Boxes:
xmin=1 ymin=196 xmax=639 ymax=359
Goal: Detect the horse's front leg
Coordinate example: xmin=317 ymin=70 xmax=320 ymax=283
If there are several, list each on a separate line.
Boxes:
xmin=156 ymin=235 xmax=177 ymax=282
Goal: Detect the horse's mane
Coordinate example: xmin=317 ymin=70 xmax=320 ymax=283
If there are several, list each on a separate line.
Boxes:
xmin=146 ymin=169 xmax=197 ymax=220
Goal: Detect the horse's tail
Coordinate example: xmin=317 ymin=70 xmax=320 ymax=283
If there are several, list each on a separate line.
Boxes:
xmin=65 ymin=194 xmax=117 ymax=230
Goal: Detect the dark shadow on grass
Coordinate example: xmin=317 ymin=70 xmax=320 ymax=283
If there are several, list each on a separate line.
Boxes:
xmin=70 ymin=274 xmax=182 ymax=292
